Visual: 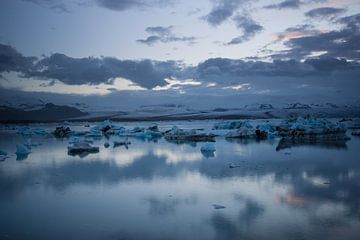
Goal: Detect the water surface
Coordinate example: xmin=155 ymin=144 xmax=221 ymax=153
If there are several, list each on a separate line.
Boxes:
xmin=0 ymin=121 xmax=360 ymax=240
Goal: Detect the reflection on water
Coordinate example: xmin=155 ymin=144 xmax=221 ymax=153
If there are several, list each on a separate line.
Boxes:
xmin=0 ymin=123 xmax=360 ymax=240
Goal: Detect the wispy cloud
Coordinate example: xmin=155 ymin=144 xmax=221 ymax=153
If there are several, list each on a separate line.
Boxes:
xmin=137 ymin=26 xmax=196 ymax=46
xmin=227 ymin=15 xmax=263 ymax=45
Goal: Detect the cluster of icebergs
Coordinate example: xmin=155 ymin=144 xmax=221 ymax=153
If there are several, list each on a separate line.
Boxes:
xmin=1 ymin=117 xmax=359 ymax=161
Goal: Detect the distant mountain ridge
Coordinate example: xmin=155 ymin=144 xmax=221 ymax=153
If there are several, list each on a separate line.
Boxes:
xmin=0 ymin=103 xmax=87 ymax=122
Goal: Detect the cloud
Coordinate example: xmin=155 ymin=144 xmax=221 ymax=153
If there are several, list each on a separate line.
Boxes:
xmin=21 ymin=0 xmax=70 ymax=13
xmin=95 ymin=0 xmax=174 ymax=11
xmin=276 ymin=13 xmax=360 ymax=60
xmin=264 ymin=0 xmax=327 ymax=10
xmin=305 ymin=7 xmax=346 ymax=19
xmin=227 ymin=15 xmax=263 ymax=45
xmin=275 ymin=24 xmax=321 ymax=41
xmin=203 ymin=0 xmax=246 ymax=26
xmin=137 ymin=26 xmax=196 ymax=45
xmin=0 ymin=44 xmax=37 ymax=74
xmin=196 ymin=57 xmax=360 ymax=81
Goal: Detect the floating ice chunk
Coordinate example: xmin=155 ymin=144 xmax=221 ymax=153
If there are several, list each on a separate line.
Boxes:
xmin=229 ymin=163 xmax=241 ymax=168
xmin=226 ymin=127 xmax=256 ymax=139
xmin=113 ymin=140 xmax=131 ymax=148
xmin=16 ymin=144 xmax=31 ymax=160
xmin=67 ymin=142 xmax=99 ymax=157
xmin=53 ymin=126 xmax=72 ymax=138
xmin=165 ymin=126 xmax=215 ymax=142
xmin=91 ymin=120 xmax=124 ymax=135
xmin=212 ymin=204 xmax=226 ymax=209
xmin=201 ymin=143 xmax=216 ymax=152
xmin=213 ymin=120 xmax=252 ymax=130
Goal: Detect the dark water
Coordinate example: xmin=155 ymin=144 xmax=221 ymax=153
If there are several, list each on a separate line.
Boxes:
xmin=0 ymin=121 xmax=360 ymax=240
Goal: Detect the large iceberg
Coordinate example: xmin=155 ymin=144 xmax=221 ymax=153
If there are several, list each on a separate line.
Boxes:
xmin=165 ymin=126 xmax=215 ymax=142
xmin=276 ymin=117 xmax=349 ymax=151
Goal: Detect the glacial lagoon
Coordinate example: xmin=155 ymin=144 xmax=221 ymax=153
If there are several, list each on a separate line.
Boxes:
xmin=0 ymin=120 xmax=360 ymax=240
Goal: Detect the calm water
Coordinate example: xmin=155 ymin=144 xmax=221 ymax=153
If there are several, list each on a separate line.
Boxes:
xmin=0 ymin=121 xmax=360 ymax=240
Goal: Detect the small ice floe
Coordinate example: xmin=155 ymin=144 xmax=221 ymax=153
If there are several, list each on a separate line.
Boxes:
xmin=16 ymin=144 xmax=31 ymax=160
xmin=67 ymin=141 xmax=99 ymax=157
xmin=229 ymin=163 xmax=241 ymax=168
xmin=53 ymin=126 xmax=72 ymax=138
xmin=165 ymin=126 xmax=215 ymax=142
xmin=104 ymin=142 xmax=110 ymax=148
xmin=225 ymin=127 xmax=256 ymax=139
xmin=212 ymin=204 xmax=226 ymax=210
xmin=0 ymin=150 xmax=8 ymax=161
xmin=351 ymin=130 xmax=360 ymax=136
xmin=113 ymin=140 xmax=131 ymax=149
xmin=201 ymin=143 xmax=216 ymax=158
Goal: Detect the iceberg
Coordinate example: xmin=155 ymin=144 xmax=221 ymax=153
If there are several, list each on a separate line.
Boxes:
xmin=16 ymin=144 xmax=31 ymax=160
xmin=113 ymin=140 xmax=131 ymax=149
xmin=91 ymin=120 xmax=124 ymax=135
xmin=276 ymin=117 xmax=349 ymax=150
xmin=213 ymin=120 xmax=252 ymax=130
xmin=165 ymin=126 xmax=215 ymax=142
xmin=67 ymin=142 xmax=99 ymax=157
xmin=53 ymin=126 xmax=72 ymax=138
xmin=200 ymin=143 xmax=216 ymax=158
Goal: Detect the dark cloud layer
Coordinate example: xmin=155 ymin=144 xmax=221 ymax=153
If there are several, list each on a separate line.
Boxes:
xmin=0 ymin=44 xmax=184 ymax=89
xmin=277 ymin=13 xmax=360 ymax=60
xmin=0 ymin=44 xmax=37 ymax=74
xmin=305 ymin=7 xmax=346 ymax=19
xmin=228 ymin=15 xmax=263 ymax=45
xmin=137 ymin=26 xmax=196 ymax=46
xmin=196 ymin=57 xmax=360 ymax=81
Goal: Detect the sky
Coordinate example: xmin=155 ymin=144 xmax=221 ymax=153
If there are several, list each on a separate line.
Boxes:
xmin=0 ymin=0 xmax=360 ymax=109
